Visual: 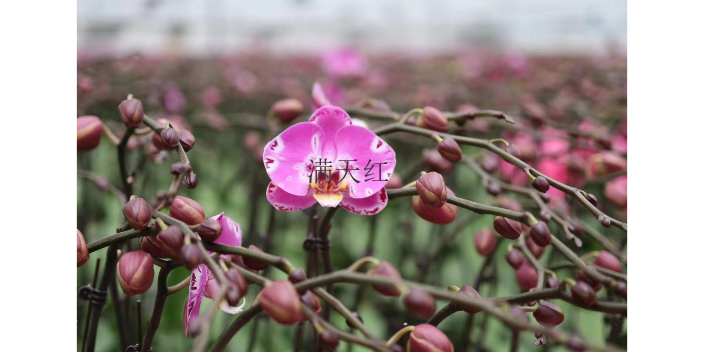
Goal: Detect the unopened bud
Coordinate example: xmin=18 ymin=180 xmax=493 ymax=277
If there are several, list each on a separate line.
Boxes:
xmin=197 ymin=218 xmax=222 ymax=242
xmin=118 ymin=98 xmax=144 ymax=128
xmin=571 ymin=281 xmax=596 ymax=307
xmin=301 ymin=290 xmax=322 ymax=315
xmin=546 ymin=276 xmax=559 ymax=288
xmin=598 ymin=214 xmax=611 ymax=227
xmin=437 ymin=137 xmax=462 ymax=162
xmin=369 ymin=261 xmax=402 ymax=297
xmin=417 ymin=106 xmax=449 ymax=132
xmin=258 ymin=280 xmax=304 ymax=325
xmin=402 ymin=287 xmax=436 ymax=319
xmin=123 ymin=198 xmax=152 ymax=230
xmin=486 ymin=181 xmax=501 ymax=196
xmin=593 ymin=251 xmax=622 ymax=273
xmin=77 ymin=116 xmax=103 ymax=150
xmin=532 ymin=176 xmax=550 ymax=193
xmin=480 ymin=155 xmax=500 ymax=173
xmin=225 ymin=268 xmax=248 ymax=306
xmin=139 ymin=236 xmax=171 ymax=258
xmin=493 ymin=216 xmax=522 ymax=240
xmin=320 ymin=330 xmax=340 ymax=350
xmin=160 ymin=128 xmax=179 ymax=148
xmin=532 ymin=301 xmax=564 ymax=328
xmin=178 ymin=130 xmax=196 ymax=152
xmin=117 ymin=250 xmax=154 ymax=295
xmin=585 ymin=193 xmax=598 ymax=207
xmin=243 ymin=245 xmax=270 ymax=270
xmin=179 ymin=244 xmax=203 ymax=270
xmin=288 ymin=268 xmax=307 ymax=283
xmin=605 ymin=176 xmax=627 ymax=208
xmin=613 ymin=281 xmax=627 ymax=298
xmin=77 ymin=229 xmax=89 ymax=268
xmin=576 ymin=270 xmax=602 ymax=293
xmin=474 ymin=229 xmax=498 ymax=257
xmin=183 ymin=172 xmax=198 ymax=189
xmin=422 ymin=149 xmax=452 ymax=174
xmin=408 ymin=324 xmax=454 ymax=352
xmin=506 ymin=144 xmax=521 ymax=158
xmin=526 ymin=236 xmax=545 ymax=259
xmin=455 ymin=285 xmax=482 ymax=313
xmin=170 ymin=162 xmax=187 ymax=175
xmin=272 ymin=98 xmax=304 ymax=124
xmin=412 ymin=188 xmax=458 ymax=225
xmin=505 ymin=249 xmax=525 ymax=269
xmin=529 ymin=221 xmax=552 ymax=247
xmin=515 ymin=262 xmax=538 ymax=292
xmin=566 ymin=335 xmax=587 ymax=352
xmin=156 ymin=225 xmax=184 ymax=259
xmin=416 ymin=172 xmax=447 ymax=208
xmin=169 ymin=196 xmax=205 ymax=225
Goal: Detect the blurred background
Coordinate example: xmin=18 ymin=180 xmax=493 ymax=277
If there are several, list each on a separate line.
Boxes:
xmin=77 ymin=1 xmax=626 ymax=351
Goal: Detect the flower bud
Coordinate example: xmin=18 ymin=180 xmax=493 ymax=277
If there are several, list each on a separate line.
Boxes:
xmin=243 ymin=245 xmax=270 ymax=270
xmin=493 ymin=216 xmax=522 ymax=240
xmin=225 ymin=268 xmax=248 ymax=306
xmin=505 ymin=249 xmax=525 ymax=269
xmin=571 ymin=281 xmax=596 ymax=307
xmin=529 ymin=221 xmax=552 ymax=247
xmin=178 ymin=130 xmax=196 ymax=152
xmin=197 ymin=218 xmax=222 ymax=242
xmin=408 ymin=324 xmax=454 ymax=352
xmin=532 ymin=301 xmax=564 ymax=328
xmin=515 ymin=262 xmax=538 ymax=292
xmin=422 ymin=149 xmax=452 ymax=174
xmin=156 ymin=225 xmax=184 ymax=259
xmin=320 ymin=330 xmax=340 ymax=350
xmin=532 ymin=176 xmax=550 ymax=193
xmin=594 ymin=250 xmax=622 ymax=273
xmin=258 ymin=280 xmax=304 ymax=325
xmin=416 ymin=172 xmax=447 ymax=208
xmin=117 ymin=250 xmax=154 ymax=295
xmin=272 ymin=98 xmax=304 ymax=124
xmin=539 ymin=192 xmax=550 ymax=203
xmin=506 ymin=144 xmax=521 ymax=158
xmin=605 ymin=176 xmax=627 ymax=208
xmin=169 ymin=196 xmax=205 ymax=225
xmin=123 ymin=198 xmax=152 ymax=230
xmin=369 ymin=261 xmax=402 ymax=297
xmin=481 ymin=155 xmax=500 ymax=173
xmin=77 ymin=116 xmax=103 ymax=150
xmin=474 ymin=229 xmax=497 ymax=257
xmin=486 ymin=181 xmax=501 ymax=196
xmin=346 ymin=312 xmax=364 ymax=328
xmin=455 ymin=285 xmax=482 ymax=313
xmin=403 ymin=287 xmax=436 ymax=319
xmin=576 ymin=270 xmax=602 ymax=293
xmin=437 ymin=137 xmax=462 ymax=162
xmin=118 ymin=98 xmax=144 ymax=128
xmin=417 ymin=107 xmax=449 ymax=132
xmin=151 ymin=131 xmax=169 ymax=150
xmin=546 ymin=276 xmax=559 ymax=289
xmin=77 ymin=229 xmax=89 ymax=267
xmin=587 ymin=152 xmax=627 ymax=178
xmin=613 ymin=281 xmax=627 ymax=298
xmin=160 ymin=128 xmax=180 ymax=148
xmin=506 ymin=306 xmax=530 ymax=330
xmin=183 ymin=172 xmax=198 ymax=189
xmin=526 ymin=236 xmax=545 ymax=259
xmin=301 ymin=290 xmax=322 ymax=315
xmin=412 ymin=187 xmax=458 ymax=225
xmin=179 ymin=244 xmax=203 ymax=270
xmin=139 ymin=236 xmax=170 ymax=258
xmin=585 ymin=193 xmax=598 ymax=207
xmin=288 ymin=268 xmax=307 ymax=283
xmin=598 ymin=214 xmax=611 ymax=227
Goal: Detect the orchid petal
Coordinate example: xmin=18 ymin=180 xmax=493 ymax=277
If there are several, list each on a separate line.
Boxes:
xmin=265 ymin=182 xmax=317 ymax=211
xmin=210 ymin=213 xmax=242 ymax=248
xmin=308 ymin=106 xmax=352 ymax=160
xmin=333 ymin=125 xmax=396 ymax=198
xmin=313 ymin=192 xmax=344 ymax=208
xmin=184 ymin=264 xmax=208 ymax=336
xmin=312 ymin=82 xmax=332 ymax=109
xmin=340 ymin=188 xmax=388 ymax=215
xmin=263 ymin=122 xmax=324 ymax=196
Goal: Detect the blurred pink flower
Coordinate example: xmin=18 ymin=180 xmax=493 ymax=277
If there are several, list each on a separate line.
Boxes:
xmin=263 ymin=106 xmax=395 ymax=215
xmin=200 ymin=86 xmax=222 ymax=108
xmin=536 ymin=157 xmax=570 ymax=201
xmin=321 ymin=48 xmax=368 ymax=79
xmin=184 ymin=213 xmax=243 ymax=336
xmin=163 ymin=87 xmax=186 ymax=114
xmin=605 ymin=176 xmax=627 ymax=208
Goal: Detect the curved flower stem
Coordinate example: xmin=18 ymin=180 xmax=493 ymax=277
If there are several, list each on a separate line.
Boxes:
xmin=117 ymin=128 xmax=135 ymax=197
xmin=167 ymin=276 xmax=190 ymax=295
xmin=87 ymin=228 xmax=157 ymax=253
xmin=548 ymin=261 xmax=627 ymax=282
xmin=374 ymin=122 xmax=627 ymax=232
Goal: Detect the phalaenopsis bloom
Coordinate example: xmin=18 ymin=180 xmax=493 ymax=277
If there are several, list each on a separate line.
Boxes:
xmin=263 ymin=106 xmax=396 ymax=215
xmin=184 ymin=213 xmax=243 ymax=336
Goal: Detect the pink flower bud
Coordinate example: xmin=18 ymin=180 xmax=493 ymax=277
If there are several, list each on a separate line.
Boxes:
xmin=614 ymin=281 xmax=627 ymax=298
xmin=532 ymin=176 xmax=550 ymax=193
xmin=123 ymin=198 xmax=151 ymax=230
xmin=320 ymin=330 xmax=340 ymax=350
xmin=493 ymin=216 xmax=522 ymax=240
xmin=183 ymin=172 xmax=198 ymax=189
xmin=593 ymin=251 xmax=622 ymax=273
xmin=526 ymin=236 xmax=545 ymax=259
xmin=532 ymin=301 xmax=564 ymax=328
xmin=169 ymin=196 xmax=205 ymax=225
xmin=301 ymin=290 xmax=322 ymax=315
xmin=156 ymin=225 xmax=184 ymax=259
xmin=587 ymin=152 xmax=627 ymax=178
xmin=403 ymin=287 xmax=436 ymax=319
xmin=118 ymin=98 xmax=144 ymax=128
xmin=369 ymin=261 xmax=402 ymax=297
xmin=455 ymin=285 xmax=482 ymax=313
xmin=77 ymin=116 xmax=103 ymax=150
xmin=571 ymin=281 xmax=596 ymax=307
xmin=160 ymin=128 xmax=179 ymax=148
xmin=417 ymin=106 xmax=449 ymax=132
xmin=422 ymin=149 xmax=453 ymax=174
xmin=179 ymin=244 xmax=202 ymax=270
xmin=117 ymin=250 xmax=154 ymax=295
xmin=605 ymin=176 xmax=627 ymax=208
xmin=272 ymin=98 xmax=304 ymax=124
xmin=412 ymin=188 xmax=458 ymax=225
xmin=197 ymin=218 xmax=222 ymax=242
xmin=288 ymin=268 xmax=307 ymax=283
xmin=416 ymin=172 xmax=447 ymax=208
xmin=258 ymin=280 xmax=304 ymax=325
xmin=515 ymin=262 xmax=538 ymax=292
xmin=178 ymin=130 xmax=196 ymax=152
xmin=576 ymin=270 xmax=602 ymax=293
xmin=225 ymin=268 xmax=249 ymax=306
xmin=505 ymin=249 xmax=525 ymax=269
xmin=408 ymin=324 xmax=454 ymax=352
xmin=77 ymin=229 xmax=89 ymax=268
xmin=243 ymin=245 xmax=270 ymax=270
xmin=474 ymin=229 xmax=497 ymax=257
xmin=437 ymin=137 xmax=462 ymax=162
xmin=139 ymin=236 xmax=171 ymax=258
xmin=529 ymin=221 xmax=552 ymax=247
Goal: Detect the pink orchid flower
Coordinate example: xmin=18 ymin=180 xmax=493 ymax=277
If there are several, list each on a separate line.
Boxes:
xmin=263 ymin=106 xmax=396 ymax=215
xmin=184 ymin=213 xmax=244 ymax=336
xmin=321 ymin=48 xmax=368 ymax=79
